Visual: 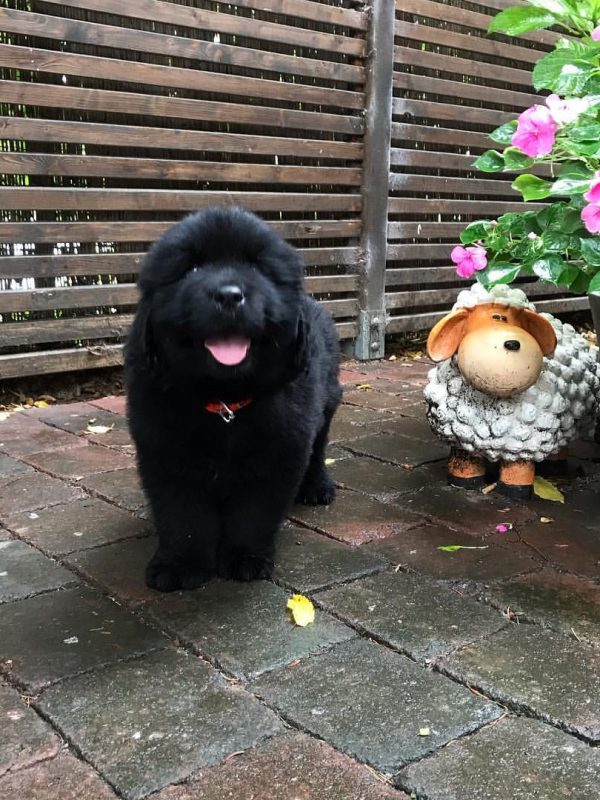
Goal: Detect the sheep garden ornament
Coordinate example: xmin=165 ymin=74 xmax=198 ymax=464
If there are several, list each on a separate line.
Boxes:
xmin=424 ymin=283 xmax=600 ymax=500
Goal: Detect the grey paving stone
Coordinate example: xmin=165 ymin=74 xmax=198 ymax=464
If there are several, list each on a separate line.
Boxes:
xmin=0 ymin=682 xmax=59 ymax=776
xmin=251 ymin=638 xmax=501 ymax=772
xmin=365 ymin=524 xmax=542 ymax=581
xmin=0 ymin=527 xmax=10 ymax=541
xmin=0 ymin=752 xmax=120 ymax=799
xmin=23 ymin=444 xmax=133 ymax=479
xmin=153 ymin=732 xmax=404 ymax=800
xmin=3 ymin=497 xmax=148 ymax=556
xmin=39 ymin=648 xmax=283 ymax=800
xmin=329 ymin=455 xmax=446 ymax=501
xmin=273 ymin=526 xmax=387 ymax=592
xmin=65 ymin=535 xmax=157 ymax=604
xmin=398 ymin=715 xmax=600 ymax=800
xmin=0 ymin=419 xmax=87 ymax=457
xmin=0 ymin=540 xmax=78 ymax=603
xmin=0 ymin=586 xmax=166 ymax=690
xmin=0 ymin=453 xmax=33 ymax=478
xmin=81 ymin=468 xmax=146 ymax=513
xmin=510 ymin=516 xmax=600 ymax=580
xmin=146 ymin=580 xmax=354 ymax=679
xmin=344 ymin=430 xmax=448 ymax=468
xmin=38 ymin=403 xmax=126 ymax=435
xmin=289 ymin=488 xmax=422 ymax=546
xmin=479 ymin=569 xmax=600 ymax=647
xmin=329 ymin=405 xmax=398 ymax=443
xmin=317 ymin=571 xmax=507 ymax=660
xmin=442 ymin=625 xmax=600 ymax=741
xmin=0 ymin=472 xmax=84 ymax=516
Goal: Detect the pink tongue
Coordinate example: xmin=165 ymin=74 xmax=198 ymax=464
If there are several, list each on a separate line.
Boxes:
xmin=204 ymin=336 xmax=250 ymax=366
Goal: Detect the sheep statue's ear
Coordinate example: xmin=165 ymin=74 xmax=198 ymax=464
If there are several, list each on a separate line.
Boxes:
xmin=519 ymin=309 xmax=557 ymax=356
xmin=427 ymin=308 xmax=470 ymax=362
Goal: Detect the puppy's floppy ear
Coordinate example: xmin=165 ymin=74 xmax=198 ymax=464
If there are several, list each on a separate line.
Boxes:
xmin=293 ymin=312 xmax=308 ymax=373
xmin=427 ymin=308 xmax=470 ymax=361
xmin=128 ymin=296 xmax=156 ymax=370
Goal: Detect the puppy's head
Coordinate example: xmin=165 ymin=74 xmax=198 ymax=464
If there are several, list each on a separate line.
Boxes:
xmin=130 ymin=207 xmax=306 ymax=389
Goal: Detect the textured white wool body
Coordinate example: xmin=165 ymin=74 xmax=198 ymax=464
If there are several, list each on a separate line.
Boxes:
xmin=425 ymin=284 xmax=600 ymax=462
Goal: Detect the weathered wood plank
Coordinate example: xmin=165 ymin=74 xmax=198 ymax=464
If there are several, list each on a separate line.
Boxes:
xmin=0 ymin=9 xmax=365 ymax=84
xmin=0 ymin=45 xmax=364 ymax=110
xmin=388 ymin=198 xmax=541 ymax=215
xmin=393 ymin=97 xmax=513 ymax=128
xmin=212 ymin=0 xmax=367 ymax=30
xmin=394 ymin=46 xmax=532 ymax=87
xmin=389 ymin=174 xmax=516 ymax=197
xmin=0 ymin=117 xmax=362 ymax=161
xmin=0 ymin=80 xmax=363 ymax=137
xmin=0 ymin=153 xmax=363 ymax=186
xmin=393 ymin=72 xmax=539 ymax=111
xmin=0 ymin=314 xmax=135 ymax=347
xmin=41 ymin=0 xmax=366 ymax=57
xmin=0 ymin=188 xmax=362 ymax=213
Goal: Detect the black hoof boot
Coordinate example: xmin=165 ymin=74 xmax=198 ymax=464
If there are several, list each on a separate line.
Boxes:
xmin=448 ymin=473 xmax=486 ymax=490
xmin=496 ymin=481 xmax=533 ymax=501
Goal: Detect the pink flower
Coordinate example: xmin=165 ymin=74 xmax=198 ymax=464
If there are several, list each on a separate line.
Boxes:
xmin=584 ymin=172 xmax=600 ymax=204
xmin=545 ymin=94 xmax=588 ymax=126
xmin=495 ymin=523 xmax=513 ymax=533
xmin=582 ymin=203 xmax=600 ymax=233
xmin=511 ymin=105 xmax=558 ymax=157
xmin=451 ymin=245 xmax=488 ymax=279
xmin=592 ymin=26 xmax=600 ymax=41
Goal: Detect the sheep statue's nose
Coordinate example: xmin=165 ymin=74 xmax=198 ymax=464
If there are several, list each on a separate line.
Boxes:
xmin=504 ymin=340 xmax=521 ymax=352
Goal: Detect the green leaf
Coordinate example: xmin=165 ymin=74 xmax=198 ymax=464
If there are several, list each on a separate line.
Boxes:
xmin=532 ymin=254 xmax=568 ymax=283
xmin=473 ymin=150 xmax=506 ymax=172
xmin=580 ymin=237 xmax=600 ymax=266
xmin=489 ymin=120 xmax=518 ymax=145
xmin=437 ymin=545 xmax=489 ymax=553
xmin=512 ymin=174 xmax=552 ymax=201
xmin=588 ymin=271 xmax=600 ymax=294
xmin=550 ymin=177 xmax=593 ymax=195
xmin=418 ymin=728 xmax=431 ymax=737
xmin=503 ymin=147 xmax=535 ymax=171
xmin=460 ymin=220 xmax=494 ymax=245
xmin=568 ymin=123 xmax=600 ymax=141
xmin=541 ymin=231 xmax=571 ymax=251
xmin=526 ymin=0 xmax=579 ymax=12
xmin=483 ymin=262 xmax=522 ymax=285
xmin=533 ymin=49 xmax=596 ymax=95
xmin=488 ymin=7 xmax=559 ymax=36
xmin=558 ymin=264 xmax=583 ymax=287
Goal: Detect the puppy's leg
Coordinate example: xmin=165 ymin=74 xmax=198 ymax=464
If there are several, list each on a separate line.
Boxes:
xmin=144 ymin=479 xmax=220 ymax=592
xmin=218 ymin=491 xmax=291 ymax=582
xmin=295 ymin=402 xmax=338 ymax=505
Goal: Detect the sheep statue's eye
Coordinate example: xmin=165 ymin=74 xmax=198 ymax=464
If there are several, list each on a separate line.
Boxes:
xmin=492 ymin=314 xmax=508 ymax=322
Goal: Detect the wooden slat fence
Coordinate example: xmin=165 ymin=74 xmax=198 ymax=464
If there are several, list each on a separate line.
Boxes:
xmin=0 ymin=0 xmax=587 ymax=377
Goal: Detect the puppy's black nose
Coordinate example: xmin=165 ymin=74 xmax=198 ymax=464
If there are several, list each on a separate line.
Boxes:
xmin=215 ymin=284 xmax=245 ymax=307
xmin=504 ymin=339 xmax=521 ymax=351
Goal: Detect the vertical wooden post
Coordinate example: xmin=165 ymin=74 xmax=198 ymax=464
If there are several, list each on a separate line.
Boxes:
xmin=354 ymin=0 xmax=395 ymax=361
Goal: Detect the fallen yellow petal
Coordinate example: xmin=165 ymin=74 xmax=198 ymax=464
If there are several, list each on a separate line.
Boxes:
xmin=287 ymin=594 xmax=315 ymax=627
xmin=533 ymin=476 xmax=565 ymax=503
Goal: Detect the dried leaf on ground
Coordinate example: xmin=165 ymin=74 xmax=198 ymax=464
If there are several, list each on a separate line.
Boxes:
xmin=533 ymin=476 xmax=565 ymax=503
xmin=287 ymin=594 xmax=315 ymax=627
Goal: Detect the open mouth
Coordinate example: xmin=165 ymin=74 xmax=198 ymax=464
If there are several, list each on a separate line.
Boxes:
xmin=204 ymin=336 xmax=251 ymax=366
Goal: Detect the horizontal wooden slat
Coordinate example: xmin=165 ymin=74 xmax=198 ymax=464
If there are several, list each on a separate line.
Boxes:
xmin=0 ymin=285 xmax=357 ymax=319
xmin=0 ymin=318 xmax=359 ymax=378
xmin=393 ymin=72 xmax=538 ymax=112
xmin=0 ymin=80 xmax=363 ymax=137
xmin=0 ymin=45 xmax=364 ymax=110
xmin=0 ymin=188 xmax=362 ymax=213
xmin=0 ymin=117 xmax=362 ymax=161
xmin=0 ymin=9 xmax=365 ymax=84
xmin=393 ymin=98 xmax=512 ymax=128
xmin=390 ymin=174 xmax=516 ymax=197
xmin=386 ymin=245 xmax=453 ymax=263
xmin=0 ymin=314 xmax=135 ymax=347
xmin=42 ymin=0 xmax=366 ymax=57
xmin=388 ymin=198 xmax=539 ymax=215
xmin=394 ymin=46 xmax=532 ymax=87
xmin=0 ymin=153 xmax=362 ymax=186
xmin=227 ymin=0 xmax=367 ymax=30
xmin=387 ymin=222 xmax=473 ymax=240
xmin=391 ymin=123 xmax=493 ymax=151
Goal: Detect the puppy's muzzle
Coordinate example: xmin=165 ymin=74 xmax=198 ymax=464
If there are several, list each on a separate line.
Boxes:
xmin=214 ymin=284 xmax=245 ymax=309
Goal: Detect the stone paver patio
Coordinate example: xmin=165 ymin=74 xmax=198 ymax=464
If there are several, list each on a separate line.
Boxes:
xmin=1 ymin=357 xmax=599 ymax=799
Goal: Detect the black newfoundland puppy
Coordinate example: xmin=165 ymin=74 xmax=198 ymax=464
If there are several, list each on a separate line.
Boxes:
xmin=125 ymin=207 xmax=342 ymax=592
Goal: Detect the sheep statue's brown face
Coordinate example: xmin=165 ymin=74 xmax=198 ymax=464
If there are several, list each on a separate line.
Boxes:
xmin=427 ymin=302 xmax=557 ymax=398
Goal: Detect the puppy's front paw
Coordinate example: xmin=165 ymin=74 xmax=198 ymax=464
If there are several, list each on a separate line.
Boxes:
xmin=219 ymin=551 xmax=274 ymax=582
xmin=146 ymin=555 xmax=211 ymax=592
xmin=295 ymin=474 xmax=337 ymax=506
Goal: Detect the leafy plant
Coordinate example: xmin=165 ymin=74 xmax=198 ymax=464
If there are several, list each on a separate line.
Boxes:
xmin=452 ymin=0 xmax=600 ymax=295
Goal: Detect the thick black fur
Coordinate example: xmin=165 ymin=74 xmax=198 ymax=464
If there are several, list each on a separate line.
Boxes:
xmin=125 ymin=207 xmax=342 ymax=592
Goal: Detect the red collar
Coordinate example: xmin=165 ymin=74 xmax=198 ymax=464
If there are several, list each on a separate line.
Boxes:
xmin=204 ymin=397 xmax=252 ymax=423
